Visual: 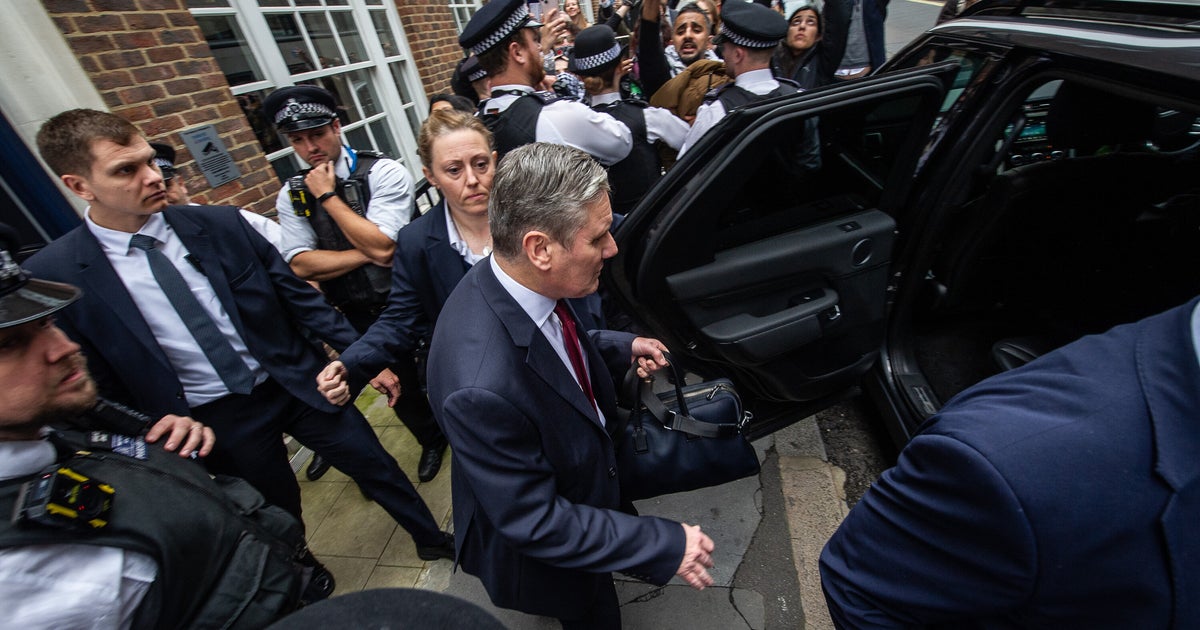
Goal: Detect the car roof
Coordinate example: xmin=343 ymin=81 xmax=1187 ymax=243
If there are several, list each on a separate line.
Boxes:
xmin=930 ymin=4 xmax=1200 ymax=82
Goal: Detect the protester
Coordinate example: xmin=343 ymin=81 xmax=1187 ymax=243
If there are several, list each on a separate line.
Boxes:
xmin=429 ymin=93 xmax=477 ymax=113
xmin=772 ymin=0 xmax=850 ymax=90
xmin=821 ymin=298 xmax=1200 ymax=627
xmin=426 ymin=142 xmax=716 ymax=628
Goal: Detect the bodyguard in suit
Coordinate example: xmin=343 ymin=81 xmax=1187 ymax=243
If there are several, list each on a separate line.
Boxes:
xmin=25 ymin=108 xmax=455 ymax=561
xmin=820 ymin=297 xmax=1200 ymax=628
xmin=426 ymin=142 xmax=716 ymax=629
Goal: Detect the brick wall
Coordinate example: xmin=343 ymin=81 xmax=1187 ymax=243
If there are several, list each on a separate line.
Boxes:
xmin=40 ymin=0 xmax=278 ymax=214
xmin=395 ymin=1 xmax=465 ymax=99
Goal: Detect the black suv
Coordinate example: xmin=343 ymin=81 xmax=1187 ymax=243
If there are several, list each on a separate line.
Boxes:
xmin=608 ymin=0 xmax=1200 ymax=446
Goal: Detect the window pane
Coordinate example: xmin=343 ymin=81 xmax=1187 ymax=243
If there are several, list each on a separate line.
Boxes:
xmin=366 ymin=0 xmax=382 ymax=5
xmin=332 ymin=12 xmax=367 ymax=64
xmin=256 ymin=0 xmax=287 ymax=6
xmin=270 ymin=154 xmax=301 ymax=184
xmin=326 ymin=0 xmax=348 ymax=5
xmin=236 ymin=89 xmax=283 ymax=155
xmin=312 ymin=74 xmax=362 ymax=125
xmin=345 ymin=126 xmax=371 ymax=153
xmin=186 ymin=0 xmax=230 ymax=7
xmin=195 ymin=15 xmax=265 ymax=87
xmin=389 ymin=62 xmax=414 ymax=105
xmin=295 ymin=0 xmax=321 ymax=6
xmin=370 ymin=118 xmax=400 ymax=161
xmin=303 ymin=13 xmax=344 ymax=68
xmin=350 ymin=69 xmax=382 ymax=117
xmin=371 ymin=12 xmax=399 ymax=57
xmin=267 ymin=14 xmax=317 ymax=74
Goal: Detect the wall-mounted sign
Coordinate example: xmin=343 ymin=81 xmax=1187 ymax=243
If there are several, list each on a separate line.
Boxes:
xmin=180 ymin=124 xmax=241 ymax=189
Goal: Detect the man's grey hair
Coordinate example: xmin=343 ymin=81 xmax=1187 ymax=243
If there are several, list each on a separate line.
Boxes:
xmin=490 ymin=143 xmax=611 ymax=260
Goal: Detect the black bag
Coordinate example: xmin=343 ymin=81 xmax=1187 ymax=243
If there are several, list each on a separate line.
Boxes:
xmin=616 ymin=353 xmax=760 ymax=501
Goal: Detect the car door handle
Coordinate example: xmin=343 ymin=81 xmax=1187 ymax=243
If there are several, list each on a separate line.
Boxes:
xmin=699 ymin=288 xmax=839 ymax=363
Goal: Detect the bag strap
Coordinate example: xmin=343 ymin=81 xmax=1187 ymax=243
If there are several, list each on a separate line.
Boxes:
xmin=624 ymin=352 xmax=743 ymax=439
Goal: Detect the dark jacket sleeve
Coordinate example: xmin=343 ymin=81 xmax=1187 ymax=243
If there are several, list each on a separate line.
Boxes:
xmin=638 ymin=18 xmax=672 ymax=98
xmin=816 ymin=0 xmax=852 ymax=87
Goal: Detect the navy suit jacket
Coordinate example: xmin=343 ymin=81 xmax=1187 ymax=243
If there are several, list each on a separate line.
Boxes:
xmin=339 ymin=200 xmax=605 ymax=382
xmin=820 ymin=298 xmax=1200 ymax=629
xmin=24 ymin=205 xmax=359 ymax=417
xmin=426 ymin=260 xmax=684 ymax=619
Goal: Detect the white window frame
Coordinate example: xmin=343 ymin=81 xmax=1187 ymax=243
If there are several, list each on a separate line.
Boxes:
xmin=188 ymin=0 xmax=427 ymax=180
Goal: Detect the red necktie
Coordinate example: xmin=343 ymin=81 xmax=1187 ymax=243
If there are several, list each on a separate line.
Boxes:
xmin=554 ymin=300 xmax=596 ymax=411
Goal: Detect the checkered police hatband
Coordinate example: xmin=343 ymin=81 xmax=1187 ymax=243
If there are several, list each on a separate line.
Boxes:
xmin=469 ymin=3 xmax=531 ymax=56
xmin=718 ymin=24 xmax=780 ymax=49
xmin=274 ymin=98 xmax=335 ymax=125
xmin=152 ymin=157 xmax=174 ymax=170
xmin=573 ymin=43 xmax=622 ymax=71
xmin=466 ymin=66 xmax=488 ymax=82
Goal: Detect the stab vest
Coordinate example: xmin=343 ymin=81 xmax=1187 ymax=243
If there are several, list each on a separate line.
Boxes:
xmin=0 ymin=428 xmax=309 ymax=629
xmin=306 ymin=149 xmax=392 ymax=309
xmin=480 ymin=90 xmax=559 ymax=161
xmin=593 ymin=99 xmax=662 ymax=215
xmin=706 ymin=79 xmax=800 ymax=111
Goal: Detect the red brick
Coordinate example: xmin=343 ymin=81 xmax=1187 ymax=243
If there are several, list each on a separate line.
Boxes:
xmin=120 ymin=104 xmax=154 ymax=123
xmin=99 ymin=50 xmax=148 ymax=71
xmin=152 ymin=96 xmax=191 ymax=116
xmin=172 ymin=59 xmax=213 ymax=76
xmin=139 ymin=114 xmax=184 ymax=137
xmin=113 ymin=31 xmax=159 ymax=50
xmin=159 ymin=28 xmax=199 ymax=45
xmin=64 ymin=34 xmax=114 ymax=54
xmin=92 ymin=70 xmax=134 ymax=90
xmin=126 ymin=13 xmax=168 ymax=30
xmin=147 ymin=46 xmax=186 ymax=63
xmin=137 ymin=0 xmax=182 ymax=9
xmin=50 ymin=15 xmax=77 ymax=35
xmin=190 ymin=88 xmax=229 ymax=107
xmin=166 ymin=77 xmax=204 ymax=94
xmin=91 ymin=0 xmax=138 ymax=10
xmin=117 ymin=84 xmax=166 ymax=104
xmin=132 ymin=65 xmax=176 ymax=83
xmin=43 ymin=0 xmax=91 ymax=11
xmin=75 ymin=14 xmax=125 ymax=33
xmin=182 ymin=106 xmax=219 ymax=125
xmin=165 ymin=11 xmax=198 ymax=28
xmin=101 ymin=91 xmax=124 ymax=109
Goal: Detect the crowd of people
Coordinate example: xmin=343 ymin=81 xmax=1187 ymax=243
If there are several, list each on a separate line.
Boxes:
xmin=5 ymin=0 xmax=1196 ymax=628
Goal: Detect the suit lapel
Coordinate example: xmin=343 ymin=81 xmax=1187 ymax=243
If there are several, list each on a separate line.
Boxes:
xmin=164 ymin=209 xmax=250 ymax=341
xmin=425 ymin=203 xmax=472 ymax=302
xmin=73 ymin=229 xmax=173 ymax=370
xmin=477 ymin=262 xmax=606 ymax=428
xmin=1138 ymin=298 xmax=1200 ymax=628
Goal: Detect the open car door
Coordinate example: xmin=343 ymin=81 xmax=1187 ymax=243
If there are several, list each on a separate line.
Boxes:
xmin=608 ymin=63 xmax=957 ymax=436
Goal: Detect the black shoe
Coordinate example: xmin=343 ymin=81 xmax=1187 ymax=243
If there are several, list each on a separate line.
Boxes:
xmin=306 ymin=454 xmax=331 ymax=481
xmin=297 ymin=549 xmax=336 ymax=605
xmin=416 ymin=531 xmax=456 ymax=562
xmin=417 ymin=441 xmax=448 ymax=482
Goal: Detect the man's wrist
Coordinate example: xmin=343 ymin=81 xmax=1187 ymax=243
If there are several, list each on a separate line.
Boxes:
xmin=317 ymin=191 xmax=338 ymax=204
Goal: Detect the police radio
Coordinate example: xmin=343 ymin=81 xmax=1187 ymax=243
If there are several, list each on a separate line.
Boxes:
xmin=289 ymin=174 xmax=313 ymax=217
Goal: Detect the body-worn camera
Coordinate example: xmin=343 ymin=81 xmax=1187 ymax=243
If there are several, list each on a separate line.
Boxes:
xmin=289 ymin=174 xmax=313 ymax=217
xmin=13 ymin=466 xmax=114 ymax=530
xmin=289 ymin=174 xmax=366 ymax=216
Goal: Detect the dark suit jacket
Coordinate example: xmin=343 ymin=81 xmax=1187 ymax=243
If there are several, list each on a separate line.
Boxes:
xmin=339 ymin=200 xmax=605 ymax=382
xmin=426 ymin=260 xmax=684 ymax=619
xmin=820 ymin=297 xmax=1200 ymax=629
xmin=24 ymin=205 xmax=359 ymax=417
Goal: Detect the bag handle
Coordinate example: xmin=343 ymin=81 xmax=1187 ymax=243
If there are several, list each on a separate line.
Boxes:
xmin=624 ymin=352 xmax=742 ymax=439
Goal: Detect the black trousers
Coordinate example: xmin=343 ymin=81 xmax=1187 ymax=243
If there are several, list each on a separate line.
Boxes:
xmin=342 ymin=307 xmax=444 ymax=448
xmin=559 ymin=577 xmax=621 ymax=630
xmin=192 ymin=378 xmax=443 ymax=546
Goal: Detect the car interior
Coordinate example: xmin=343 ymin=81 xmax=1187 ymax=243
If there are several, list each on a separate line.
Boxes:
xmin=910 ymin=76 xmax=1200 ymax=405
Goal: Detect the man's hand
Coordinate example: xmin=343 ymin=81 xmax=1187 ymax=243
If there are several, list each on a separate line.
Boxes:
xmin=304 ymin=162 xmax=337 ymax=198
xmin=631 ymin=336 xmax=669 ymax=377
xmin=370 ymin=368 xmax=401 ymax=407
xmin=145 ymin=414 xmax=215 ymax=458
xmin=317 ymin=360 xmax=352 ymax=406
xmin=676 ymin=523 xmax=716 ymax=589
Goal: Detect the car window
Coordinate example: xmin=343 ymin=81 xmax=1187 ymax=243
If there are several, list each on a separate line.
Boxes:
xmin=709 ymin=90 xmax=935 ymax=252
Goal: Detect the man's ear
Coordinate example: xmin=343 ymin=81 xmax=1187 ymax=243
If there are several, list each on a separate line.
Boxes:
xmin=522 ymin=230 xmax=554 ymax=271
xmin=60 ymin=173 xmax=94 ymax=202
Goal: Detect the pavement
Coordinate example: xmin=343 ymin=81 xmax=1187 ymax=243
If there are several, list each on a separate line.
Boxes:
xmin=295 ymin=388 xmax=854 ymax=629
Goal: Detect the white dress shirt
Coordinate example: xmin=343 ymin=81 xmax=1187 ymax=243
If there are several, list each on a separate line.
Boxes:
xmin=490 ymin=257 xmax=606 ymax=427
xmin=87 ymin=211 xmax=266 ymax=407
xmin=483 ymin=84 xmax=634 ymax=166
xmin=589 ymin=92 xmax=691 ymax=152
xmin=276 ymin=145 xmax=415 ymax=263
xmin=445 ymin=210 xmax=491 ymax=267
xmin=0 ymin=435 xmax=157 ymax=630
xmin=679 ymin=68 xmax=783 ymax=156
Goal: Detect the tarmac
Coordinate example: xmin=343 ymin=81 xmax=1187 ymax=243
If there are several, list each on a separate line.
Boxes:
xmin=295 ymin=388 xmax=853 ymax=629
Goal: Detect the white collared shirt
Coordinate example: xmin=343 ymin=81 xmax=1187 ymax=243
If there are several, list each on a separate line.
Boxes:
xmin=680 ymin=68 xmax=784 ymax=156
xmin=445 ymin=210 xmax=491 ymax=267
xmin=589 ymin=92 xmax=691 ymax=151
xmin=482 ymin=84 xmax=634 ymax=166
xmin=276 ymin=145 xmax=415 ymax=262
xmin=490 ymin=257 xmax=606 ymax=426
xmin=87 ymin=211 xmax=265 ymax=407
xmin=0 ymin=435 xmax=157 ymax=629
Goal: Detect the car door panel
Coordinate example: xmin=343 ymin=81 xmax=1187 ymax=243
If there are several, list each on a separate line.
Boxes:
xmin=610 ymin=63 xmax=956 ymax=407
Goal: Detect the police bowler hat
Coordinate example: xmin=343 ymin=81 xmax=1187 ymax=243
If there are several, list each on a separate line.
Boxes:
xmin=0 ymin=224 xmax=79 ymax=329
xmin=263 ymin=85 xmax=338 ymax=133
xmin=459 ymin=0 xmax=542 ymax=56
xmin=568 ymin=25 xmax=624 ymax=77
xmin=714 ymin=0 xmax=788 ymax=49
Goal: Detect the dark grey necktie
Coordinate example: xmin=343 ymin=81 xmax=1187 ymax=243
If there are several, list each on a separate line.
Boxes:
xmin=129 ymin=234 xmax=255 ymax=395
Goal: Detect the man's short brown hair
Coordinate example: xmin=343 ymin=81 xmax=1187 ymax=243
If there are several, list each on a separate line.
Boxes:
xmin=37 ymin=109 xmax=140 ymax=177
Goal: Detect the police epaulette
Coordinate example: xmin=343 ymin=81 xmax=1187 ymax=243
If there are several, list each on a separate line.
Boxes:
xmin=354 ymin=149 xmax=389 ymax=160
xmin=702 ymin=83 xmax=734 ymax=104
xmin=532 ymin=90 xmax=561 ymax=105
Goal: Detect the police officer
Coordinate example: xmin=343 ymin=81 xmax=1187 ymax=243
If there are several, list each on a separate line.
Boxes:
xmin=570 ymin=24 xmax=690 ymax=214
xmin=264 ymin=85 xmax=449 ymax=482
xmin=460 ymin=0 xmax=634 ymax=164
xmin=679 ymin=1 xmax=794 ymax=156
